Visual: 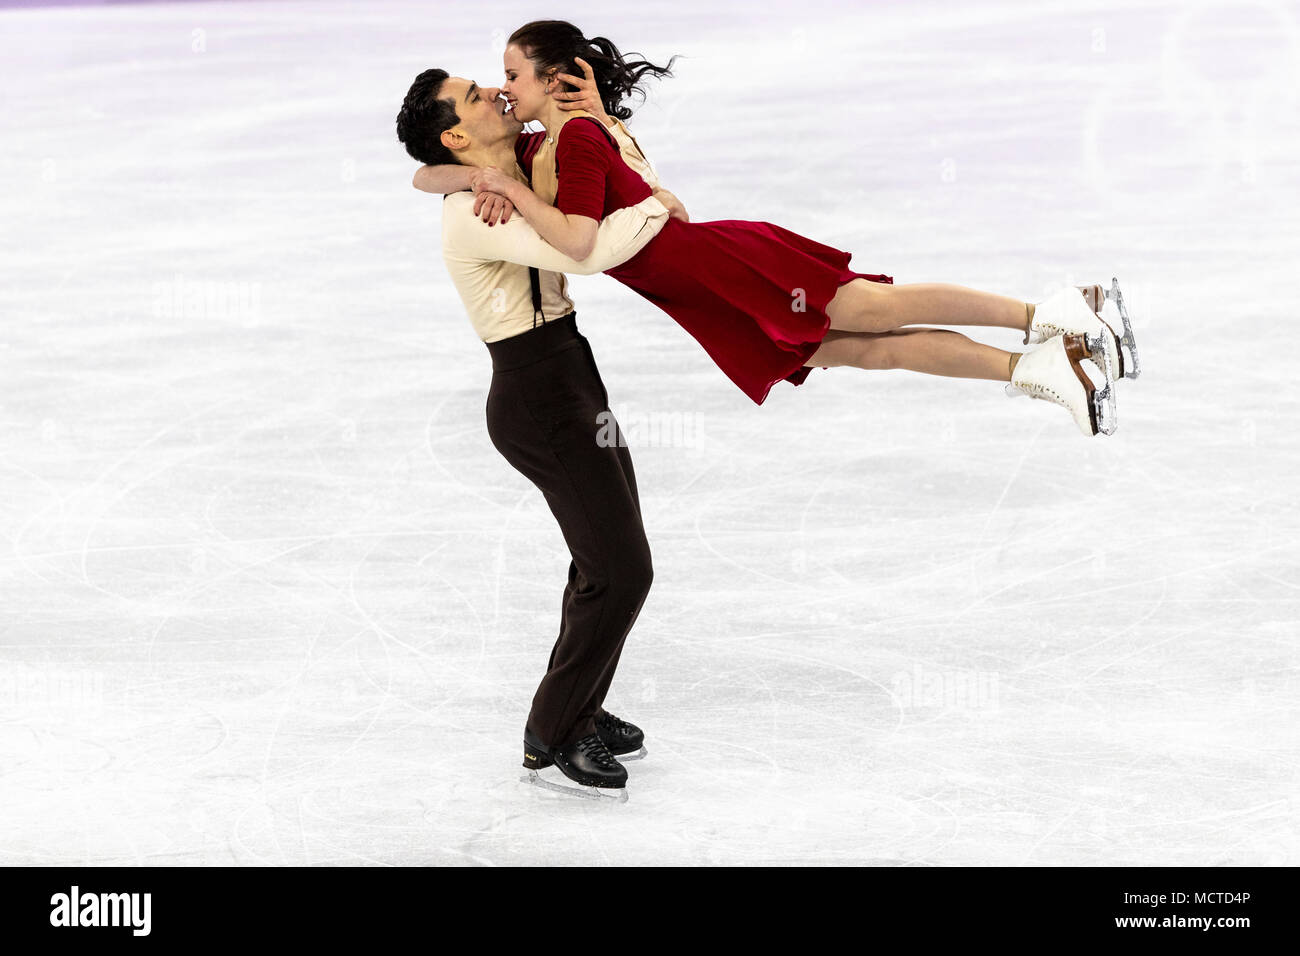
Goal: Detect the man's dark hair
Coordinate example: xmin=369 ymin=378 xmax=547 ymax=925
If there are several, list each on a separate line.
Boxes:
xmin=396 ymin=69 xmax=460 ymax=165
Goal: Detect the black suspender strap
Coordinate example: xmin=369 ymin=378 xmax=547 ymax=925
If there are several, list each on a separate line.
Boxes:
xmin=449 ymin=187 xmax=546 ymax=330
xmin=529 ymin=266 xmax=545 ymax=330
xmin=514 ymin=146 xmax=547 ymax=331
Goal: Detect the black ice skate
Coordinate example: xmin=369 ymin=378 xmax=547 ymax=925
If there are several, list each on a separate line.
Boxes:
xmin=595 ymin=710 xmax=648 ymax=761
xmin=522 ymin=728 xmax=629 ymax=802
xmin=525 ymin=712 xmax=648 ymax=767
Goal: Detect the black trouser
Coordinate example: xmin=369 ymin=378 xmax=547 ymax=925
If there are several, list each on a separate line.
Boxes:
xmin=485 ymin=313 xmax=652 ymax=750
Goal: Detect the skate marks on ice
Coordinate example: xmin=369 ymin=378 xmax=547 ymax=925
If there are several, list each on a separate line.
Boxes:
xmin=1 ymin=0 xmax=1298 ymax=864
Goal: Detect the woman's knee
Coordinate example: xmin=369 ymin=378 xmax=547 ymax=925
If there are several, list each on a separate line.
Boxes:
xmin=849 ymin=333 xmax=898 ymax=370
xmin=828 ymin=278 xmax=894 ymax=333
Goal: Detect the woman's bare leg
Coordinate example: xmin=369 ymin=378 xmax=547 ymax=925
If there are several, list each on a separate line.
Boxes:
xmin=825 ymin=281 xmax=1105 ymax=335
xmin=806 ymin=327 xmax=1017 ymax=381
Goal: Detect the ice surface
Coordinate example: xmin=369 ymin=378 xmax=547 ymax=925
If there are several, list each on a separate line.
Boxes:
xmin=1 ymin=0 xmax=1297 ymax=865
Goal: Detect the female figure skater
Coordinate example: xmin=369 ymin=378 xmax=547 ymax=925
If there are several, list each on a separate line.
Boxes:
xmin=466 ymin=21 xmax=1138 ymax=434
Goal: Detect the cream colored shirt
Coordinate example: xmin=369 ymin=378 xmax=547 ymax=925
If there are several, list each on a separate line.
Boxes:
xmin=440 ymin=118 xmax=665 ymax=343
xmin=441 ymin=193 xmax=668 ymax=342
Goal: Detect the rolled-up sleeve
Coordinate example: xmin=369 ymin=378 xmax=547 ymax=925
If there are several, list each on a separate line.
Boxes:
xmin=442 ymin=192 xmax=669 ymax=275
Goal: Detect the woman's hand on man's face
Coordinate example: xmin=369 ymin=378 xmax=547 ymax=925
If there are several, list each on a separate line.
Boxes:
xmin=552 ymin=57 xmax=614 ymax=127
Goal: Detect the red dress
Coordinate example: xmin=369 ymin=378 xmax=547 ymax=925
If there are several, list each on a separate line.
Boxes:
xmin=517 ymin=121 xmax=893 ymax=405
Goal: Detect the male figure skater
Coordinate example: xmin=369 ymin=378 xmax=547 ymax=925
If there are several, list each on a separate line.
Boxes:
xmin=397 ymin=69 xmax=673 ymax=795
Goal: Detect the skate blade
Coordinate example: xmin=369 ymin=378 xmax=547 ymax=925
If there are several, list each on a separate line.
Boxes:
xmin=520 ymin=769 xmax=629 ymax=803
xmin=613 ymin=745 xmax=648 ymax=762
xmin=1083 ymin=331 xmax=1118 ymax=436
xmin=1105 ymin=277 xmax=1140 ymax=380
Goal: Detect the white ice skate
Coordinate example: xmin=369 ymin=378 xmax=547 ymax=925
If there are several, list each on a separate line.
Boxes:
xmin=1027 ymin=285 xmax=1124 ymax=385
xmin=1006 ymin=333 xmax=1115 ymax=436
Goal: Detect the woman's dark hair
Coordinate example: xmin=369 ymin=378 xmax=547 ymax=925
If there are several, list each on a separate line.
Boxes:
xmin=508 ymin=20 xmax=676 ymax=121
xmin=396 ymin=68 xmax=460 ymax=165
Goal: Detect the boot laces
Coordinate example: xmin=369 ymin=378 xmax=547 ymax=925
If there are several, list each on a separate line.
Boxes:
xmin=575 ymin=733 xmax=619 ymax=769
xmin=596 ymin=711 xmax=629 ymax=734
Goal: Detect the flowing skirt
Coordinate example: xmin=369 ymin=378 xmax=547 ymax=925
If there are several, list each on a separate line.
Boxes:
xmin=607 ymin=217 xmax=893 ymax=404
